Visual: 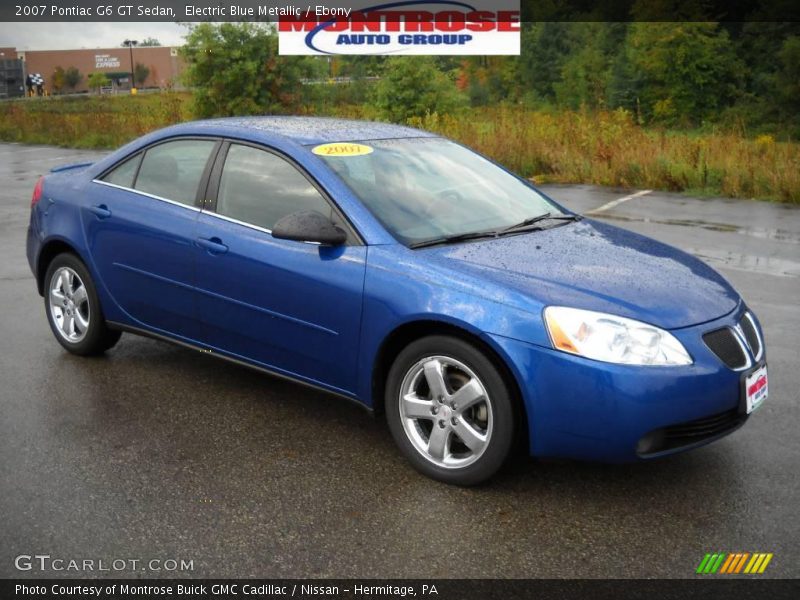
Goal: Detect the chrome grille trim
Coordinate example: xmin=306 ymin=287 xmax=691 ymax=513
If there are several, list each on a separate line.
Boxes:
xmin=742 ymin=311 xmax=764 ymax=361
xmin=728 ymin=326 xmax=753 ymax=371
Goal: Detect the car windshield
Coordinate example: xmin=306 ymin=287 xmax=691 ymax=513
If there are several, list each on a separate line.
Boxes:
xmin=315 ymin=137 xmax=565 ymax=246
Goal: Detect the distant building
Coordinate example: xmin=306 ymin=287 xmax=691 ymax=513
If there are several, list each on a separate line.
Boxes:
xmin=0 ymin=47 xmax=25 ymax=98
xmin=2 ymin=45 xmax=185 ymax=95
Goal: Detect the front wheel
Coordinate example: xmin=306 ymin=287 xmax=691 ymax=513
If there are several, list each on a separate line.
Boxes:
xmin=386 ymin=335 xmax=516 ymax=485
xmin=44 ymin=253 xmax=121 ymax=355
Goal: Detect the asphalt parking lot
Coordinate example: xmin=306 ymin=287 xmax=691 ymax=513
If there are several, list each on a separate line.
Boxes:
xmin=1 ymin=143 xmax=798 ymax=579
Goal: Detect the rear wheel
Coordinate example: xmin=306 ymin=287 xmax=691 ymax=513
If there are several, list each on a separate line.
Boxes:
xmin=386 ymin=335 xmax=515 ymax=485
xmin=44 ymin=253 xmax=121 ymax=355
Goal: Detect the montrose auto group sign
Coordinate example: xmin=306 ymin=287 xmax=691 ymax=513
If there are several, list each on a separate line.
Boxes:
xmin=278 ymin=0 xmax=520 ymax=55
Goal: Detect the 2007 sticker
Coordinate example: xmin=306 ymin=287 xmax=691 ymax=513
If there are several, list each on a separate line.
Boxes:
xmin=312 ymin=143 xmax=374 ymax=157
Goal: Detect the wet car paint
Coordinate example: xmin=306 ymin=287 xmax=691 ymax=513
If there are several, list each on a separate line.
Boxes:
xmin=25 ymin=119 xmax=763 ymax=464
xmin=420 ymin=219 xmax=740 ymax=329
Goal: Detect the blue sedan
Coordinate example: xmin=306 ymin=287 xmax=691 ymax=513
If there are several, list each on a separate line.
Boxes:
xmin=26 ymin=117 xmax=767 ymax=485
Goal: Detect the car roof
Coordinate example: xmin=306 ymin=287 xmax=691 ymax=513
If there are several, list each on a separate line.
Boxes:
xmin=163 ymin=116 xmax=438 ymax=146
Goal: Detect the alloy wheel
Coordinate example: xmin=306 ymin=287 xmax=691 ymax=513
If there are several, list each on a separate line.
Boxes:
xmin=48 ymin=266 xmax=90 ymax=343
xmin=399 ymin=355 xmax=493 ymax=469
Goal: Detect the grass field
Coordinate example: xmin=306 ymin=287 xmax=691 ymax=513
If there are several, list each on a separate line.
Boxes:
xmin=0 ymin=93 xmax=190 ymax=149
xmin=1 ymin=93 xmax=798 ymax=203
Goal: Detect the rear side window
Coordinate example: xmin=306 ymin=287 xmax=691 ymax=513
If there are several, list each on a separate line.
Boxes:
xmin=215 ymin=144 xmax=331 ymax=230
xmin=134 ymin=140 xmax=216 ymax=206
xmin=101 ymin=153 xmax=141 ymax=188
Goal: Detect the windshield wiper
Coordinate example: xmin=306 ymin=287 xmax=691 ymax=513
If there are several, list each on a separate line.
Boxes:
xmin=500 ymin=212 xmax=582 ymax=234
xmin=409 ymin=230 xmax=499 ymax=249
xmin=409 ymin=213 xmax=582 ymax=249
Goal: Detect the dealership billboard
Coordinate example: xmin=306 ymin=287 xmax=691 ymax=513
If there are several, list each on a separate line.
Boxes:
xmin=277 ymin=1 xmax=520 ymax=55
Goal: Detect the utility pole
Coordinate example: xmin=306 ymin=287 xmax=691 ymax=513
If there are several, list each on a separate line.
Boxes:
xmin=123 ymin=39 xmax=138 ymax=94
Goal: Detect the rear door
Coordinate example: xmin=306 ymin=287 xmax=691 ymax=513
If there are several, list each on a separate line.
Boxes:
xmin=193 ymin=141 xmax=367 ymax=394
xmin=86 ymin=138 xmax=220 ymax=339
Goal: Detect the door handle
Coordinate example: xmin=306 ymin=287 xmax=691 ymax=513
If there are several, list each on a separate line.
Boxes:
xmin=196 ymin=237 xmax=228 ymax=254
xmin=89 ymin=204 xmax=112 ymax=219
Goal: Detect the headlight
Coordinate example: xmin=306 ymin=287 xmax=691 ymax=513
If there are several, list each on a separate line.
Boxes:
xmin=544 ymin=306 xmax=692 ymax=366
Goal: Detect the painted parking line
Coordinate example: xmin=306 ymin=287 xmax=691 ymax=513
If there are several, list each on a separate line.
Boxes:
xmin=587 ymin=189 xmax=652 ymax=214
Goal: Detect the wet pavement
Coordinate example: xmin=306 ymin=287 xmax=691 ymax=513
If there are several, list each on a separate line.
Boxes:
xmin=1 ymin=144 xmax=798 ymax=579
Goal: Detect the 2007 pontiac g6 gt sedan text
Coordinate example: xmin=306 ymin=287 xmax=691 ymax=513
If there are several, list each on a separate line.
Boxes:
xmin=26 ymin=117 xmax=768 ymax=485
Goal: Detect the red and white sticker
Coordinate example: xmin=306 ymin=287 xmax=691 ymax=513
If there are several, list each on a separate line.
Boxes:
xmin=745 ymin=364 xmax=768 ymax=414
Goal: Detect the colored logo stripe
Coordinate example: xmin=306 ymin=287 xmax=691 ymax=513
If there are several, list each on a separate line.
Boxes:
xmin=696 ymin=554 xmax=712 ymax=574
xmin=697 ymin=553 xmax=726 ymax=574
xmin=719 ymin=554 xmax=736 ymax=573
xmin=698 ymin=552 xmax=773 ymax=574
xmin=733 ymin=553 xmax=750 ymax=573
xmin=745 ymin=553 xmax=774 ymax=574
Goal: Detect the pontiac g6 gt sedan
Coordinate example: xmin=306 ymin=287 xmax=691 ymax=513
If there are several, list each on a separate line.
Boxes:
xmin=26 ymin=117 xmax=768 ymax=485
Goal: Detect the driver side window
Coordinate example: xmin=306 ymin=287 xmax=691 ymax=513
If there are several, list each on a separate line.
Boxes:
xmin=215 ymin=144 xmax=331 ymax=230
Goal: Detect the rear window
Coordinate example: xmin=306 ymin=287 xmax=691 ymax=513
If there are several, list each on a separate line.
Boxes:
xmin=100 ymin=153 xmax=141 ymax=188
xmin=134 ymin=140 xmax=217 ymax=206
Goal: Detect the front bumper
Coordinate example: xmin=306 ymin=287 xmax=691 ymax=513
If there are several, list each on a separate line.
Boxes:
xmin=489 ymin=304 xmax=764 ymax=462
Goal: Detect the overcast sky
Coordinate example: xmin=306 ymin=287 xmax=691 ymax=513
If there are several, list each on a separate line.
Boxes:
xmin=1 ymin=23 xmax=190 ymax=50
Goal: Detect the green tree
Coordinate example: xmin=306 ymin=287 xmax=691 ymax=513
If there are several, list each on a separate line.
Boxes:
xmin=134 ymin=62 xmax=150 ymax=87
xmin=51 ymin=66 xmax=65 ymax=94
xmin=64 ymin=66 xmax=82 ymax=91
xmin=374 ymin=57 xmax=466 ymax=122
xmin=607 ymin=32 xmax=645 ymax=117
xmin=553 ymin=24 xmax=612 ymax=110
xmin=181 ymin=22 xmax=315 ymax=117
xmin=337 ymin=56 xmax=384 ymax=78
xmin=554 ymin=46 xmax=607 ymax=109
xmin=319 ymin=57 xmax=378 ymax=105
xmin=626 ymin=22 xmax=743 ymax=125
xmin=87 ymin=72 xmax=111 ymax=93
xmin=519 ymin=22 xmax=576 ymax=101
xmin=139 ymin=37 xmax=161 ymax=47
xmin=776 ymin=36 xmax=800 ymax=115
xmin=460 ymin=56 xmax=521 ymax=106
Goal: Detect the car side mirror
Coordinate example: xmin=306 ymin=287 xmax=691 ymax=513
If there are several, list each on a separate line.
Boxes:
xmin=272 ymin=210 xmax=347 ymax=246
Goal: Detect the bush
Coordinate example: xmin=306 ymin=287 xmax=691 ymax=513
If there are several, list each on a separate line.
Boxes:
xmin=374 ymin=57 xmax=466 ymax=122
xmin=86 ymin=72 xmax=111 ymax=92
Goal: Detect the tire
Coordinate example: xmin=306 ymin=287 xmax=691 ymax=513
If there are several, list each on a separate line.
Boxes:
xmin=43 ymin=253 xmax=121 ymax=356
xmin=386 ymin=335 xmax=516 ymax=485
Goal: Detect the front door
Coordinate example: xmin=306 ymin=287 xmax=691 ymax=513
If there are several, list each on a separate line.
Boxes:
xmin=193 ymin=142 xmax=366 ymax=395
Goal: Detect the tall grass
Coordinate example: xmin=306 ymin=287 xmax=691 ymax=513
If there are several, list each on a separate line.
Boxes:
xmin=0 ymin=93 xmax=189 ymax=149
xmin=409 ymin=108 xmax=800 ymax=203
xmin=1 ymin=95 xmax=798 ymax=202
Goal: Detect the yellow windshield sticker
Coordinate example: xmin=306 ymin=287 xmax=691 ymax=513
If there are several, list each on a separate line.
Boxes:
xmin=312 ymin=142 xmax=374 ymax=157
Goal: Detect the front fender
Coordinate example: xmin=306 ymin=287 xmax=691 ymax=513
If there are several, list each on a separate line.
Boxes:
xmin=356 ymin=244 xmax=550 ymax=406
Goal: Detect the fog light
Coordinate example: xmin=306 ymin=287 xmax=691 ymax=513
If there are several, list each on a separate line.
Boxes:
xmin=636 ymin=430 xmax=665 ymax=455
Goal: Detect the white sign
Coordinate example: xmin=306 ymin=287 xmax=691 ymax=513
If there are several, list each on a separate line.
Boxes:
xmin=95 ymin=54 xmax=121 ymax=69
xmin=278 ymin=1 xmax=520 ymax=56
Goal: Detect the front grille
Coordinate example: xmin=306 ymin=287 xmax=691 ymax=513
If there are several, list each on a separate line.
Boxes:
xmin=637 ymin=409 xmax=746 ymax=455
xmin=740 ymin=314 xmax=761 ymax=359
xmin=703 ymin=328 xmax=747 ymax=369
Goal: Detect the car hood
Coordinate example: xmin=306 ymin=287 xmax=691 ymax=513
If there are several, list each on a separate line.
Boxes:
xmin=420 ymin=219 xmax=739 ymax=330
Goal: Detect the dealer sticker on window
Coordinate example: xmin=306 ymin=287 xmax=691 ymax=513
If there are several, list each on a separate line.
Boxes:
xmin=745 ymin=364 xmax=768 ymax=414
xmin=312 ymin=143 xmax=374 ymax=157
